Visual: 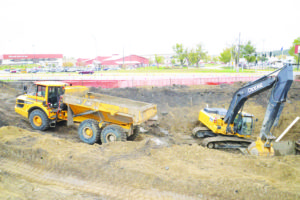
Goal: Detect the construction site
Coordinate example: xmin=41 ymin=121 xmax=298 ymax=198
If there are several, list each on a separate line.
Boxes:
xmin=0 ymin=67 xmax=299 ymax=199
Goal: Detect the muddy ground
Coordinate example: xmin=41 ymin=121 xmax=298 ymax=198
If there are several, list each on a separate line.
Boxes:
xmin=0 ymin=81 xmax=299 ymax=199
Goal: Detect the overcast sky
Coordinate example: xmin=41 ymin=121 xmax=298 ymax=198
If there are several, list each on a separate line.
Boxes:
xmin=1 ymin=0 xmax=299 ymax=58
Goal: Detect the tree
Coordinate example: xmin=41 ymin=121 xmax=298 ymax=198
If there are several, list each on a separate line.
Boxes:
xmin=231 ymin=45 xmax=239 ymax=65
xmin=148 ymin=58 xmax=154 ymax=66
xmin=257 ymin=55 xmax=268 ymax=62
xmin=240 ymin=41 xmax=256 ymax=63
xmin=195 ymin=44 xmax=207 ymax=67
xmin=212 ymin=56 xmax=219 ymax=63
xmin=63 ymin=62 xmax=74 ymax=67
xmin=187 ymin=48 xmax=198 ymax=67
xmin=154 ymin=54 xmax=164 ymax=69
xmin=219 ymin=48 xmax=232 ymax=63
xmin=173 ymin=43 xmax=186 ymax=66
xmin=171 ymin=58 xmax=176 ymax=67
xmin=277 ymin=55 xmax=287 ymax=60
xmin=204 ymin=55 xmax=211 ymax=63
xmin=288 ymin=37 xmax=300 ymax=62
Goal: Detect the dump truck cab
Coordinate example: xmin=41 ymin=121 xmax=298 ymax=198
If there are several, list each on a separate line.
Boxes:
xmin=15 ymin=81 xmax=68 ymax=125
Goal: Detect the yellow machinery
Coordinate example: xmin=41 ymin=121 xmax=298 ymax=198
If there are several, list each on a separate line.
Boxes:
xmin=193 ymin=108 xmax=257 ymax=150
xmin=193 ymin=64 xmax=293 ymax=156
xmin=15 ymin=81 xmax=157 ymax=144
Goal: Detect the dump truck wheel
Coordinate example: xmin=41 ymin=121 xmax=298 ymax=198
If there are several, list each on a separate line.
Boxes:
xmin=101 ymin=125 xmax=126 ymax=143
xmin=127 ymin=126 xmax=139 ymax=141
xmin=78 ymin=119 xmax=100 ymax=144
xmin=29 ymin=109 xmax=50 ymax=131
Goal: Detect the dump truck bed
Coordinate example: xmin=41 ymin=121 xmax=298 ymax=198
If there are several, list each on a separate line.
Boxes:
xmin=63 ymin=92 xmax=157 ymax=125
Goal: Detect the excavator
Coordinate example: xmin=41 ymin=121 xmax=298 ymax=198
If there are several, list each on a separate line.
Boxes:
xmin=192 ymin=64 xmax=294 ymax=156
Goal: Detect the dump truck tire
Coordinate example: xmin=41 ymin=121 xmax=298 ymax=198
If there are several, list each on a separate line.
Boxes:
xmin=101 ymin=125 xmax=126 ymax=143
xmin=29 ymin=109 xmax=50 ymax=131
xmin=127 ymin=126 xmax=139 ymax=141
xmin=78 ymin=119 xmax=100 ymax=144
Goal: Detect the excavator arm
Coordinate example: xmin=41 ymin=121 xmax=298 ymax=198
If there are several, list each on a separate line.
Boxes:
xmin=224 ymin=64 xmax=293 ymax=149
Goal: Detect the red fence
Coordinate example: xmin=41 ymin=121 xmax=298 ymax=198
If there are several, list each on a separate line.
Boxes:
xmin=64 ymin=76 xmax=259 ymax=88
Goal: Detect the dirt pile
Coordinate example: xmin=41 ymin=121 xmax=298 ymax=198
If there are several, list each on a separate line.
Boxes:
xmin=0 ymin=126 xmax=299 ymax=199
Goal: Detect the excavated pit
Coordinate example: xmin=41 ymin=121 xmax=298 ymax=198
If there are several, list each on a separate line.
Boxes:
xmin=0 ymin=81 xmax=299 ymax=199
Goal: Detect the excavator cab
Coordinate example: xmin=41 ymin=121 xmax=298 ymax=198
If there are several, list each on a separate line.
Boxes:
xmin=233 ymin=113 xmax=254 ymax=136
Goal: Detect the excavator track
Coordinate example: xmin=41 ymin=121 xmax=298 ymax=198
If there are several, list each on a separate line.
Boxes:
xmin=201 ymin=136 xmax=254 ymax=149
xmin=296 ymin=140 xmax=300 ymax=155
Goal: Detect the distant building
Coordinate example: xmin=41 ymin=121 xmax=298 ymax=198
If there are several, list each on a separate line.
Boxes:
xmin=0 ymin=54 xmax=63 ymax=66
xmin=76 ymin=54 xmax=149 ymax=68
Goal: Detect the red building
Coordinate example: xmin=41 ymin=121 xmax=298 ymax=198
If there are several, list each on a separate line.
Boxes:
xmin=76 ymin=54 xmax=149 ymax=68
xmin=0 ymin=54 xmax=63 ymax=66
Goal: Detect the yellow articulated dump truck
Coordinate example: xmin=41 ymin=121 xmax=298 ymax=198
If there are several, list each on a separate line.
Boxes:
xmin=15 ymin=81 xmax=157 ymax=144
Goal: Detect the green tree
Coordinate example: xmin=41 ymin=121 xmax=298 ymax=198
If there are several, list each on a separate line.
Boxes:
xmin=148 ymin=58 xmax=154 ymax=66
xmin=212 ymin=56 xmax=219 ymax=63
xmin=63 ymin=62 xmax=74 ymax=67
xmin=240 ymin=41 xmax=256 ymax=63
xmin=204 ymin=55 xmax=211 ymax=63
xmin=277 ymin=55 xmax=287 ymax=60
xmin=231 ymin=45 xmax=239 ymax=65
xmin=173 ymin=43 xmax=186 ymax=66
xmin=219 ymin=48 xmax=232 ymax=63
xmin=257 ymin=55 xmax=268 ymax=62
xmin=195 ymin=44 xmax=207 ymax=67
xmin=187 ymin=48 xmax=198 ymax=67
xmin=171 ymin=58 xmax=176 ymax=67
xmin=288 ymin=37 xmax=300 ymax=62
xmin=154 ymin=54 xmax=164 ymax=69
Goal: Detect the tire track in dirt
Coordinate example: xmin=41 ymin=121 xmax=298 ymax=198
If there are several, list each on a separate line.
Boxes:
xmin=0 ymin=157 xmax=198 ymax=200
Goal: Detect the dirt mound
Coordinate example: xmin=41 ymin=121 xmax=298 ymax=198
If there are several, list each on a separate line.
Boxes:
xmin=0 ymin=126 xmax=299 ymax=199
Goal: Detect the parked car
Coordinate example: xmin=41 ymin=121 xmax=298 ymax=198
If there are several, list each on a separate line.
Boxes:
xmin=126 ymin=66 xmax=135 ymax=70
xmin=94 ymin=67 xmax=102 ymax=71
xmin=55 ymin=68 xmax=67 ymax=72
xmin=78 ymin=70 xmax=94 ymax=74
xmin=27 ymin=68 xmax=39 ymax=73
xmin=67 ymin=67 xmax=77 ymax=72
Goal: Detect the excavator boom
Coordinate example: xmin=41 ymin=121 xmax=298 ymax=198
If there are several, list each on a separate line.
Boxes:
xmin=194 ymin=64 xmax=294 ymax=155
xmin=224 ymin=64 xmax=293 ymax=141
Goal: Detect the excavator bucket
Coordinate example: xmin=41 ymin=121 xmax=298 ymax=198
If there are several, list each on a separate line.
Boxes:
xmin=247 ymin=137 xmax=274 ymax=156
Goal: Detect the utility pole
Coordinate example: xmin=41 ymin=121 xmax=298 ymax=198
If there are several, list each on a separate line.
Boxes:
xmin=237 ymin=32 xmax=241 ymax=72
